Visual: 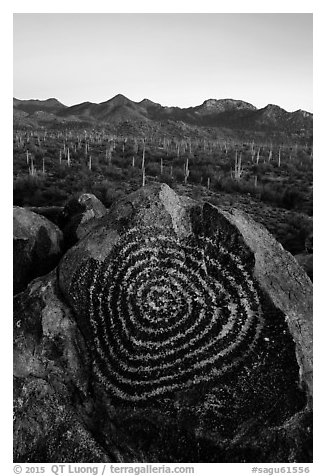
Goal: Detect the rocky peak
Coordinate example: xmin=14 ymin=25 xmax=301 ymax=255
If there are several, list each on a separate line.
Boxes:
xmin=293 ymin=109 xmax=313 ymax=118
xmin=138 ymin=98 xmax=162 ymax=108
xmin=103 ymin=94 xmax=134 ymax=106
xmin=198 ymin=98 xmax=256 ymax=113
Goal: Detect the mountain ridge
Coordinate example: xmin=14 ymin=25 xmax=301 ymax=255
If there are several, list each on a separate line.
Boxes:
xmin=13 ymin=95 xmax=312 ymax=137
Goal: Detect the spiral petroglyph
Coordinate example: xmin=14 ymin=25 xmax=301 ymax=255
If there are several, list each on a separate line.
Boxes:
xmin=15 ymin=181 xmax=313 ymax=463
xmin=69 ymin=219 xmax=264 ymax=402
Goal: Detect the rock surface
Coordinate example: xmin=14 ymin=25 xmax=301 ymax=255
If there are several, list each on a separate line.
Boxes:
xmin=13 ymin=207 xmax=63 ymax=294
xmin=14 ymin=184 xmax=313 ymax=462
xmin=28 ymin=206 xmax=64 ymax=228
xmin=60 ymin=193 xmax=107 ymax=248
xmin=13 ymin=271 xmax=138 ymax=462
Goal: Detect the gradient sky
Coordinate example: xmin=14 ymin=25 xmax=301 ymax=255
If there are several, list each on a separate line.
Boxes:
xmin=13 ymin=13 xmax=312 ymax=112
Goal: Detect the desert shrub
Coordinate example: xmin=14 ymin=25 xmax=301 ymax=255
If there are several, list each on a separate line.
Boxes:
xmin=105 ymin=188 xmax=125 ymax=208
xmin=281 ymin=187 xmax=305 ymax=210
xmin=54 ymin=164 xmax=72 ymax=179
xmin=281 ymin=213 xmax=313 ymax=254
xmin=106 ymin=167 xmax=125 ymax=181
xmin=259 ymin=184 xmax=282 ymax=206
xmin=89 ymin=180 xmax=113 ymax=205
xmin=37 ymin=186 xmax=68 ymax=205
xmin=256 ymin=162 xmax=274 ymax=174
xmin=13 ymin=176 xmax=68 ymax=206
xmin=146 ymin=162 xmax=160 ymax=177
xmin=173 ymin=167 xmax=185 ymax=183
xmin=189 ymin=168 xmax=202 ymax=184
xmin=158 ymin=173 xmax=174 ymax=187
xmin=115 ymin=154 xmax=134 ymax=170
xmin=126 ymin=167 xmax=141 ymax=180
xmin=211 ymin=177 xmax=223 ymax=192
xmin=218 ymin=176 xmax=242 ymax=194
xmin=13 ymin=176 xmax=39 ymax=206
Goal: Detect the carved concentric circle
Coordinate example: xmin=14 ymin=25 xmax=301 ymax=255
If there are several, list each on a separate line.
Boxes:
xmin=70 ymin=224 xmax=263 ymax=402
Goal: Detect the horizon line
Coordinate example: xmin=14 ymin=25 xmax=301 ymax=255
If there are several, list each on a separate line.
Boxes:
xmin=13 ymin=94 xmax=313 ymax=115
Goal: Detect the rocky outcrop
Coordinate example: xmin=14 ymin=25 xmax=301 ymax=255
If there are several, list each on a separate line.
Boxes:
xmin=60 ymin=193 xmax=107 ymax=248
xmin=13 ymin=271 xmax=137 ymax=462
xmin=13 ymin=207 xmax=63 ymax=294
xmin=14 ymin=184 xmax=313 ymax=462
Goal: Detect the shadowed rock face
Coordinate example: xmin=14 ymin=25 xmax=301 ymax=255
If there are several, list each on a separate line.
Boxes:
xmin=13 ymin=272 xmax=134 ymax=463
xmin=60 ymin=193 xmax=107 ymax=249
xmin=14 ymin=184 xmax=313 ymax=462
xmin=13 ymin=207 xmax=63 ymax=294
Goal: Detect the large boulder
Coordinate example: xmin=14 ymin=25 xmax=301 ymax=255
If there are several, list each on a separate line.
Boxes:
xmin=58 ymin=183 xmax=312 ymax=462
xmin=13 ymin=207 xmax=63 ymax=294
xmin=14 ymin=184 xmax=313 ymax=462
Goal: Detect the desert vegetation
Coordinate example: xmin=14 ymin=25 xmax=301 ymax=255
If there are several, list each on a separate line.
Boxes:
xmin=13 ymin=126 xmax=313 ymax=255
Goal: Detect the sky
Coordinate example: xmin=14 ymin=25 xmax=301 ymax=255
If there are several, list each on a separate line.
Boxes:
xmin=13 ymin=13 xmax=313 ymax=112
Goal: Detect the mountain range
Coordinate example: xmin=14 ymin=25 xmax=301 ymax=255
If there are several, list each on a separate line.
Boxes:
xmin=13 ymin=94 xmax=313 ymax=138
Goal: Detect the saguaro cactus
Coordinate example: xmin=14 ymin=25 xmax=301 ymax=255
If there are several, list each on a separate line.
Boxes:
xmin=184 ymin=158 xmax=190 ymax=184
xmin=256 ymin=148 xmax=261 ymax=165
xmin=278 ymin=147 xmax=282 ymax=167
xmin=133 ymin=139 xmax=139 ymax=156
xmin=106 ymin=147 xmax=112 ymax=166
xmin=29 ymin=156 xmax=35 ymax=176
xmin=142 ymin=141 xmax=146 ymax=169
xmin=142 ymin=142 xmax=146 ymax=187
xmin=234 ymin=151 xmax=243 ymax=181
